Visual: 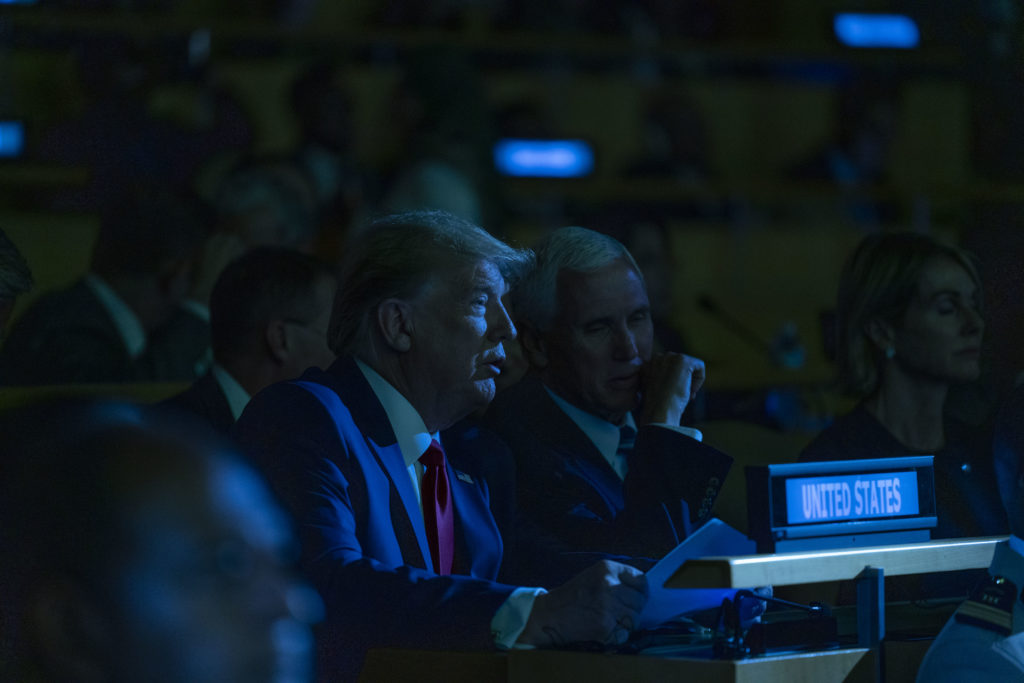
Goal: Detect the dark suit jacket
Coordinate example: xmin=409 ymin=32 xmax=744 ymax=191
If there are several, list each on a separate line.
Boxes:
xmin=482 ymin=374 xmax=733 ymax=577
xmin=233 ymin=358 xmax=518 ymax=682
xmin=160 ymin=370 xmax=235 ymax=435
xmin=799 ymin=403 xmax=1008 ymax=540
xmin=0 ymin=279 xmax=208 ymax=385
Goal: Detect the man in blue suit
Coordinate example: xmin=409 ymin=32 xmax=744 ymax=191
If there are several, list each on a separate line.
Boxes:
xmin=234 ymin=211 xmax=647 ymax=681
xmin=916 ymin=383 xmax=1024 ymax=680
xmin=483 ymin=226 xmax=733 ymax=575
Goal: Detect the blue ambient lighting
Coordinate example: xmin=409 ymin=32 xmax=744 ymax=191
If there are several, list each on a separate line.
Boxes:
xmin=0 ymin=121 xmax=24 ymax=158
xmin=785 ymin=470 xmax=920 ymax=525
xmin=494 ymin=139 xmax=594 ymax=178
xmin=834 ymin=13 xmax=920 ymax=49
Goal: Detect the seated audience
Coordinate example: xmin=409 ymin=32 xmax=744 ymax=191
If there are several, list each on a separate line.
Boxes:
xmin=234 ymin=211 xmax=648 ymax=681
xmin=0 ymin=184 xmax=237 ymax=386
xmin=0 ymin=399 xmax=318 ymax=683
xmin=916 ymin=382 xmax=1024 ymax=680
xmin=800 ymin=232 xmax=1007 ymax=540
xmin=162 ymin=247 xmax=337 ymax=434
xmin=213 ymin=156 xmax=321 ymax=253
xmin=482 ymin=226 xmax=732 ymax=576
xmin=0 ymin=227 xmax=33 ymax=341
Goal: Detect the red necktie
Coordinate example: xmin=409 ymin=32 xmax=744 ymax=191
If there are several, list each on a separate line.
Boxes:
xmin=419 ymin=439 xmax=454 ymax=575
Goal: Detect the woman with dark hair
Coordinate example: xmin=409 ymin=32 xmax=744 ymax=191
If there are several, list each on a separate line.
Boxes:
xmin=800 ymin=232 xmax=1008 ymax=540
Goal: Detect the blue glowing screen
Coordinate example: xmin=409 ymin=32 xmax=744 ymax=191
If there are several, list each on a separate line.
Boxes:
xmin=834 ymin=13 xmax=920 ymax=49
xmin=494 ymin=139 xmax=594 ymax=178
xmin=785 ymin=470 xmax=920 ymax=525
xmin=0 ymin=121 xmax=24 ymax=158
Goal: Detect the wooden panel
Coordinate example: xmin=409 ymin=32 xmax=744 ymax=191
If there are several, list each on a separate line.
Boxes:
xmin=360 ymin=647 xmax=875 ymax=683
xmin=666 ymin=536 xmax=1005 ymax=589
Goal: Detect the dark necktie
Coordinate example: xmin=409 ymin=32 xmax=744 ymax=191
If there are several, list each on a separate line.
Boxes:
xmin=613 ymin=424 xmax=637 ymax=479
xmin=419 ymin=439 xmax=454 ymax=575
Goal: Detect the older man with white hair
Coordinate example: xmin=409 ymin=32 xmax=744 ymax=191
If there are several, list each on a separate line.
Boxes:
xmin=235 ymin=211 xmax=648 ymax=681
xmin=483 ymin=226 xmax=733 ymax=581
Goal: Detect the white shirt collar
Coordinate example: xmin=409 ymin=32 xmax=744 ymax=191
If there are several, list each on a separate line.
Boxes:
xmin=355 ymin=359 xmax=438 ymax=468
xmin=210 ymin=363 xmax=251 ymax=420
xmin=84 ymin=273 xmax=146 ymax=359
xmin=544 ymin=385 xmax=636 ymax=471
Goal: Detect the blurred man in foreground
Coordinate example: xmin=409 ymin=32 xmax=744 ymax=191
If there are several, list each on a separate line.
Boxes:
xmin=916 ymin=384 xmax=1024 ymax=680
xmin=0 ymin=399 xmax=319 ymax=682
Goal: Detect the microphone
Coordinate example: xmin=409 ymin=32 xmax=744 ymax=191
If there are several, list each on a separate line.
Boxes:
xmin=697 ymin=294 xmax=805 ymax=370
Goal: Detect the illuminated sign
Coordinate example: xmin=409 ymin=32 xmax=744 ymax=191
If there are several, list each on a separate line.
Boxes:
xmin=834 ymin=13 xmax=920 ymax=49
xmin=785 ymin=470 xmax=919 ymax=525
xmin=0 ymin=121 xmax=24 ymax=158
xmin=746 ymin=456 xmax=936 ymax=553
xmin=494 ymin=139 xmax=594 ymax=178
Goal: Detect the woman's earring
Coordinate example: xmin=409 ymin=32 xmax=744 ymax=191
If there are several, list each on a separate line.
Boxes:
xmin=885 ymin=346 xmax=895 ymax=360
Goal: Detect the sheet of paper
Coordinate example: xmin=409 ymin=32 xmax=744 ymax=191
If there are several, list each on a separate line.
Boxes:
xmin=639 ymin=518 xmax=757 ymax=629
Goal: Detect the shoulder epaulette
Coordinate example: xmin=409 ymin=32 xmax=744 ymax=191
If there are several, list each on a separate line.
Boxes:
xmin=954 ymin=574 xmax=1017 ymax=637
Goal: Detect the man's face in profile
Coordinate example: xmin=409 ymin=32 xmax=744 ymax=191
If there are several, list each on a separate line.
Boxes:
xmin=404 ymin=259 xmax=515 ymax=428
xmin=102 ymin=456 xmax=315 ymax=683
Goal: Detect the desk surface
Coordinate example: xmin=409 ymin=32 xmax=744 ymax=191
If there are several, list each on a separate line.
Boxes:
xmin=360 ymin=646 xmax=876 ymax=683
xmin=666 ymin=535 xmax=1006 ymax=589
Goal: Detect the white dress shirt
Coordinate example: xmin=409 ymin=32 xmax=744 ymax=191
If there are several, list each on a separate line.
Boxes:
xmin=355 ymin=360 xmax=543 ymax=648
xmin=210 ymin=362 xmax=251 ymax=421
xmin=85 ymin=273 xmax=212 ymax=376
xmin=85 ymin=273 xmax=146 ymax=359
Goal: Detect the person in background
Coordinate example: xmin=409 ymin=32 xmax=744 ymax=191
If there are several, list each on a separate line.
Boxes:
xmin=0 ymin=398 xmax=319 ymax=683
xmin=0 ymin=227 xmax=33 ymax=342
xmin=915 ymin=382 xmax=1024 ymax=680
xmin=234 ymin=211 xmax=648 ymax=681
xmin=0 ymin=184 xmax=241 ymax=386
xmin=213 ymin=156 xmax=321 ymax=253
xmin=800 ymin=232 xmax=1007 ymax=542
xmin=162 ymin=247 xmax=337 ymax=434
xmin=482 ymin=226 xmax=732 ymax=583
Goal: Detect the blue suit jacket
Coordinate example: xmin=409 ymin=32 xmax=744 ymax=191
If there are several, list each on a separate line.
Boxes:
xmin=233 ymin=358 xmax=518 ymax=682
xmin=916 ymin=541 xmax=1024 ymax=681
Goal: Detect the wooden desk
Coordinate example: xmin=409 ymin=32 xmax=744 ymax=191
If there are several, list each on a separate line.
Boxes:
xmin=665 ymin=536 xmax=1006 ymax=589
xmin=361 ymin=538 xmax=1005 ymax=683
xmin=360 ymin=646 xmax=876 ymax=683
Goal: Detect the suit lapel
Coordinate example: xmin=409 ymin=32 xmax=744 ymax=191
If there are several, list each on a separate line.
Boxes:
xmin=522 ymin=376 xmax=613 ymax=473
xmin=304 ymin=359 xmax=435 ymax=571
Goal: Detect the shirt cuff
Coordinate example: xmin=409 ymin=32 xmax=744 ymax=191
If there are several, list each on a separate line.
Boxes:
xmin=649 ymin=423 xmax=703 ymax=442
xmin=491 ymin=587 xmax=546 ymax=650
xmin=179 ymin=299 xmax=211 ymax=322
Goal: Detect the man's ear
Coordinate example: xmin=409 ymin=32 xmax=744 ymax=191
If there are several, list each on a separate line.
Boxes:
xmin=26 ymin=579 xmax=111 ymax=682
xmin=517 ymin=321 xmax=548 ymax=370
xmin=865 ymin=317 xmax=895 ymax=354
xmin=376 ymin=298 xmax=414 ymax=353
xmin=265 ymin=319 xmax=289 ymax=364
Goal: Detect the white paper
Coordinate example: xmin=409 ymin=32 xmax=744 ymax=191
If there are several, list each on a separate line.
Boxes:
xmin=639 ymin=518 xmax=757 ymax=629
